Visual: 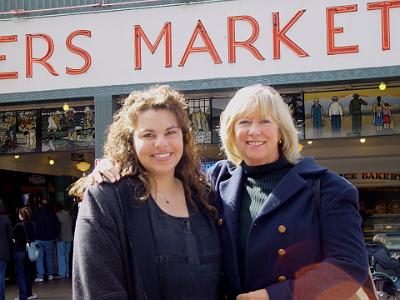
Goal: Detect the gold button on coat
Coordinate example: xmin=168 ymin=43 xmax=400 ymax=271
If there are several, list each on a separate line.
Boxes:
xmin=217 ymin=218 xmax=223 ymax=226
xmin=277 ymin=248 xmax=286 ymax=256
xmin=278 ymin=225 xmax=286 ymax=233
xmin=278 ymin=275 xmax=287 ymax=282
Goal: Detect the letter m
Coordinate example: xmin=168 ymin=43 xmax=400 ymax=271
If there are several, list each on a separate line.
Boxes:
xmin=134 ymin=22 xmax=172 ymax=70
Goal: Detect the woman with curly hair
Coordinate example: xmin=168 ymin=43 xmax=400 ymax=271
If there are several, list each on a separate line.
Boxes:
xmin=70 ymin=86 xmax=220 ymax=300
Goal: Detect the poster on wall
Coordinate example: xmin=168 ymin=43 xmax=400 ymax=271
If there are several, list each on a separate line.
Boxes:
xmin=0 ymin=110 xmax=40 ymax=154
xmin=41 ymin=105 xmax=95 ymax=151
xmin=189 ymin=99 xmax=212 ymax=144
xmin=304 ymin=88 xmax=400 ymax=139
xmin=281 ymin=93 xmax=305 ymax=139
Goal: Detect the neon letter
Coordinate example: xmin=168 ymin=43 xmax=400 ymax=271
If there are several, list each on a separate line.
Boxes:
xmin=367 ymin=1 xmax=400 ymax=51
xmin=227 ymin=16 xmax=265 ymax=63
xmin=66 ymin=30 xmax=92 ymax=75
xmin=0 ymin=35 xmax=18 ymax=80
xmin=272 ymin=10 xmax=309 ymax=59
xmin=26 ymin=33 xmax=59 ymax=78
xmin=179 ymin=20 xmax=222 ymax=67
xmin=134 ymin=22 xmax=172 ymax=70
xmin=326 ymin=5 xmax=359 ymax=55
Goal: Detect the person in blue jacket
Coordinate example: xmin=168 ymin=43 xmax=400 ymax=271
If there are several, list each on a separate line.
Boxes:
xmin=209 ymin=84 xmax=368 ymax=300
xmin=90 ymin=85 xmax=369 ymax=300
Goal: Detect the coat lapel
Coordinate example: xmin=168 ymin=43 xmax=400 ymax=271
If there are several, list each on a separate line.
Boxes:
xmin=118 ymin=181 xmax=160 ymax=300
xmin=255 ymin=171 xmax=307 ymax=219
xmin=255 ymin=157 xmax=326 ymax=219
xmin=219 ymin=164 xmax=244 ymax=283
xmin=219 ymin=165 xmax=244 ymax=248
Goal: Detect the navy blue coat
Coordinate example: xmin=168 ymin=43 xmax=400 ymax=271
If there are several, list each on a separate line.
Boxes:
xmin=209 ymin=157 xmax=368 ymax=300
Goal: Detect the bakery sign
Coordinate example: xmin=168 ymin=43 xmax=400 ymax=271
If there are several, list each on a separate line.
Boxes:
xmin=0 ymin=0 xmax=400 ymax=93
xmin=340 ymin=172 xmax=400 ymax=187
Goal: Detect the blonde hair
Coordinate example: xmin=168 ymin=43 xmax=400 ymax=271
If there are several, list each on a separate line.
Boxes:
xmin=69 ymin=85 xmax=215 ymax=215
xmin=219 ymin=84 xmax=301 ymax=165
xmin=373 ymin=233 xmax=388 ymax=245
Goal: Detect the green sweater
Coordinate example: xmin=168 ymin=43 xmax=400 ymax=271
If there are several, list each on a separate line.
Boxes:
xmin=238 ymin=156 xmax=293 ymax=276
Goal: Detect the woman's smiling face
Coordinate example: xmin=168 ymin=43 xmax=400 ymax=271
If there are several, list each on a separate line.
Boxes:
xmin=132 ymin=109 xmax=183 ymax=179
xmin=234 ymin=110 xmax=280 ymax=166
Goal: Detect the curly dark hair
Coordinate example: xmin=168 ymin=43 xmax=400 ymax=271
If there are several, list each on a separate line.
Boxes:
xmin=69 ymin=85 xmax=215 ymax=216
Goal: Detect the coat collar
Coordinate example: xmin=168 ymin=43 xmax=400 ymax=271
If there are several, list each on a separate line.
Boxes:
xmin=257 ymin=157 xmax=327 ymax=218
xmin=219 ymin=157 xmax=327 ymax=220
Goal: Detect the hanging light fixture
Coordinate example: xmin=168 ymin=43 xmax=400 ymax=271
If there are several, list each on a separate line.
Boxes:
xmin=76 ymin=160 xmax=91 ymax=172
xmin=379 ymin=82 xmax=387 ymax=91
xmin=63 ymin=103 xmax=70 ymax=111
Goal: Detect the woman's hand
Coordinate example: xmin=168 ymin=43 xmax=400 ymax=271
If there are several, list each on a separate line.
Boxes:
xmin=236 ymin=289 xmax=269 ymax=300
xmin=91 ymin=158 xmax=121 ymax=184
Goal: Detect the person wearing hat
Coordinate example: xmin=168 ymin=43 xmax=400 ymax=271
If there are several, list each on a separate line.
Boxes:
xmin=328 ymin=96 xmax=343 ymax=135
xmin=311 ymin=98 xmax=324 ymax=137
xmin=349 ymin=93 xmax=368 ymax=135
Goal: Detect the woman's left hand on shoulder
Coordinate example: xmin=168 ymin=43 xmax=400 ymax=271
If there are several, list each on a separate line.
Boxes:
xmin=236 ymin=289 xmax=269 ymax=300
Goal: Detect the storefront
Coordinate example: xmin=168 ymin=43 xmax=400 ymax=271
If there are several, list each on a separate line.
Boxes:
xmin=1 ymin=0 xmax=399 ymax=239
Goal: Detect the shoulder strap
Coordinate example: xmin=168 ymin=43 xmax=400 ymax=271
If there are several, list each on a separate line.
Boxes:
xmin=313 ymin=176 xmax=321 ymax=212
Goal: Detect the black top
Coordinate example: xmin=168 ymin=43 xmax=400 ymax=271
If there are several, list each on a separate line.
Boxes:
xmin=12 ymin=221 xmax=35 ymax=252
xmin=148 ymin=198 xmax=221 ymax=300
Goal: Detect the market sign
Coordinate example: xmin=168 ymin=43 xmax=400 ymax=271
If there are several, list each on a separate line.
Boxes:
xmin=0 ymin=0 xmax=400 ymax=93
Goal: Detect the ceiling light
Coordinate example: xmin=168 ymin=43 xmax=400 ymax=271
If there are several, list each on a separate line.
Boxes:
xmin=360 ymin=138 xmax=366 ymax=144
xmin=14 ymin=155 xmax=20 ymax=159
xmin=379 ymin=82 xmax=386 ymax=91
xmin=49 ymin=158 xmax=55 ymax=165
xmin=63 ymin=103 xmax=70 ymax=111
xmin=307 ymin=140 xmax=313 ymax=145
xmin=76 ymin=160 xmax=91 ymax=172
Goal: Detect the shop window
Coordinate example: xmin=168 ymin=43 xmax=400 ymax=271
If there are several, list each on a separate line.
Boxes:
xmin=42 ymin=105 xmax=95 ymax=152
xmin=0 ymin=110 xmax=40 ymax=154
xmin=281 ymin=93 xmax=305 ymax=140
xmin=188 ymin=98 xmax=212 ymax=144
xmin=304 ymin=87 xmax=400 ymax=139
xmin=360 ymin=187 xmax=400 ymax=251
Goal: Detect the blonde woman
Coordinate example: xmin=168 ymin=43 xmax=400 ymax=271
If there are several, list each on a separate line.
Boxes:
xmin=211 ymin=85 xmax=368 ymax=299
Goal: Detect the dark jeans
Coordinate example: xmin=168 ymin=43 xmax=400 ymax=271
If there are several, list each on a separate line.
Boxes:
xmin=330 ymin=115 xmax=341 ymax=135
xmin=13 ymin=251 xmax=32 ymax=300
xmin=0 ymin=259 xmax=6 ymax=300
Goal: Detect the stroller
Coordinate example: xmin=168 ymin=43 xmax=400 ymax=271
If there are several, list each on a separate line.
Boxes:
xmin=370 ymin=255 xmax=400 ymax=300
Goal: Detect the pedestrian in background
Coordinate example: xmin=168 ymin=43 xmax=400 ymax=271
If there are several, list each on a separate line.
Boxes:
xmin=32 ymin=198 xmax=60 ymax=282
xmin=54 ymin=203 xmax=73 ymax=278
xmin=12 ymin=207 xmax=37 ymax=300
xmin=0 ymin=199 xmax=12 ymax=300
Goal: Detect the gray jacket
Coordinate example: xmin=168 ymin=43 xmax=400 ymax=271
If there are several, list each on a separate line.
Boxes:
xmin=73 ymin=177 xmax=161 ymax=300
xmin=0 ymin=215 xmax=12 ymax=260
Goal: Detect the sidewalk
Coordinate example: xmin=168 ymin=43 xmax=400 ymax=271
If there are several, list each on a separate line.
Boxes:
xmin=5 ymin=278 xmax=72 ymax=300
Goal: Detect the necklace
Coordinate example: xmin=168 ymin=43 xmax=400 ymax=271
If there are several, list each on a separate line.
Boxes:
xmin=160 ymin=195 xmax=170 ymax=205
